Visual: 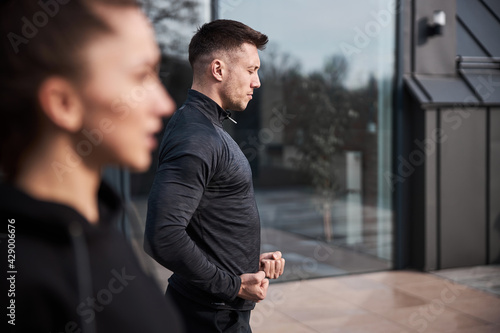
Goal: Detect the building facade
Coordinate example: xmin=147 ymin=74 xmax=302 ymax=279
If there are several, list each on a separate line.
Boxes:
xmin=397 ymin=0 xmax=500 ymax=270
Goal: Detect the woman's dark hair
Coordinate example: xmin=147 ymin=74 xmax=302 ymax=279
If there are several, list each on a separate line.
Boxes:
xmin=188 ymin=19 xmax=268 ymax=68
xmin=0 ymin=0 xmax=138 ymax=181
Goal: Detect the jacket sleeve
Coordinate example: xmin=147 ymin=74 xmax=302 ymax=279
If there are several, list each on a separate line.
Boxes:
xmin=144 ymin=132 xmax=241 ymax=303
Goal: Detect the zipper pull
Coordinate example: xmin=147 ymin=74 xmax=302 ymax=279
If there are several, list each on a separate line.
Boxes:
xmin=225 ymin=110 xmax=237 ymax=124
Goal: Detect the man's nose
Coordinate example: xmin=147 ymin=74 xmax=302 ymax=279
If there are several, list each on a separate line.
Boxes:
xmin=251 ymin=74 xmax=261 ymax=89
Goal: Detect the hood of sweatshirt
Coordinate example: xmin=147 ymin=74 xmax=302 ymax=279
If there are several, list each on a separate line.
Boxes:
xmin=0 ymin=181 xmax=123 ymax=333
xmin=0 ymin=181 xmax=121 ymax=241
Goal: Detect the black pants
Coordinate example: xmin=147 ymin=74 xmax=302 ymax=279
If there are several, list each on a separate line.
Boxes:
xmin=166 ymin=285 xmax=252 ymax=333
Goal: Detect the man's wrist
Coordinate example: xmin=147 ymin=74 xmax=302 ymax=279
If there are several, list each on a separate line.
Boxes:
xmin=231 ymin=274 xmax=243 ymax=301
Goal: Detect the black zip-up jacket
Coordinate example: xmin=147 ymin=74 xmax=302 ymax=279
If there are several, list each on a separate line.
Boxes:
xmin=145 ymin=89 xmax=261 ymax=311
xmin=0 ymin=182 xmax=183 ymax=333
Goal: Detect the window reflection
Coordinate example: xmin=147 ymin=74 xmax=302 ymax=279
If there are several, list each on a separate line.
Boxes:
xmin=131 ymin=0 xmax=396 ymax=283
xmin=221 ymin=0 xmax=395 ymax=280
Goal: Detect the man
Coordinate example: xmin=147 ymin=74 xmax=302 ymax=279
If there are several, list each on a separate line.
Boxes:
xmin=0 ymin=0 xmax=182 ymax=332
xmin=145 ymin=20 xmax=285 ymax=332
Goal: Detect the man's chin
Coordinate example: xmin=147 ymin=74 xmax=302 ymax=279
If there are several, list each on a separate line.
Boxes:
xmin=234 ymin=103 xmax=249 ymax=112
xmin=226 ymin=100 xmax=249 ymax=112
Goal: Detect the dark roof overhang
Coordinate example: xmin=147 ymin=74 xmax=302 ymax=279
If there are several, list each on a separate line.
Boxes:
xmin=404 ymin=58 xmax=500 ymax=109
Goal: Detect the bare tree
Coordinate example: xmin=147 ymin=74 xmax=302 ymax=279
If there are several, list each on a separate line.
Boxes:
xmin=287 ymin=55 xmax=358 ymax=242
xmin=143 ymin=0 xmax=200 ymax=57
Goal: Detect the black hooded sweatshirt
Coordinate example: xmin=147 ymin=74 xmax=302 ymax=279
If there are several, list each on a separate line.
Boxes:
xmin=0 ymin=182 xmax=183 ymax=333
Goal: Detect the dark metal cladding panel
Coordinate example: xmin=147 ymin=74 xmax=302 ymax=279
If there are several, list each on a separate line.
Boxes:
xmin=457 ymin=0 xmax=500 ymax=56
xmin=425 ymin=109 xmax=438 ymax=271
xmin=402 ymin=0 xmax=413 ymax=73
xmin=462 ymin=70 xmax=500 ymax=104
xmin=483 ymin=0 xmax=500 ymax=22
xmin=440 ymin=108 xmax=487 ymax=268
xmin=414 ymin=75 xmax=479 ymax=105
xmin=403 ymin=75 xmax=431 ymax=104
xmin=489 ymin=109 xmax=500 ymax=264
xmin=456 ymin=19 xmax=489 ymax=57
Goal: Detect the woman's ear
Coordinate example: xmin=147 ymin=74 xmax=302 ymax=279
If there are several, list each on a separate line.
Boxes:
xmin=38 ymin=77 xmax=85 ymax=133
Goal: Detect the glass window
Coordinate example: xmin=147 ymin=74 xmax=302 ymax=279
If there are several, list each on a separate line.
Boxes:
xmin=218 ymin=0 xmax=395 ymax=281
xmin=131 ymin=0 xmax=396 ymax=284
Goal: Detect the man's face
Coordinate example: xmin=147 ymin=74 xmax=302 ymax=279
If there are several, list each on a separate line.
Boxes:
xmin=220 ymin=43 xmax=261 ymax=111
xmin=77 ymin=6 xmax=175 ymax=171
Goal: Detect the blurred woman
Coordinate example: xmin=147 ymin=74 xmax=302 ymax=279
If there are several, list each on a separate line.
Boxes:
xmin=0 ymin=0 xmax=182 ymax=332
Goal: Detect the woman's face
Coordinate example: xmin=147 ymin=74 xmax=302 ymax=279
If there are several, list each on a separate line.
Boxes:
xmin=77 ymin=6 xmax=174 ymax=172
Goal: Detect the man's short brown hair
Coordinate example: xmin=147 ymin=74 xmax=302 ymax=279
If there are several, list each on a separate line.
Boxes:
xmin=188 ymin=19 xmax=268 ymax=68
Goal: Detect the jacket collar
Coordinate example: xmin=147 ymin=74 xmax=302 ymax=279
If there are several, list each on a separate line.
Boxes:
xmin=186 ymin=89 xmax=233 ymax=127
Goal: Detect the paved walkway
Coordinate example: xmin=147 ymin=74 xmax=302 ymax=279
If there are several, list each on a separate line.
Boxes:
xmin=250 ymin=269 xmax=500 ymax=333
xmin=131 ymin=199 xmax=500 ymax=332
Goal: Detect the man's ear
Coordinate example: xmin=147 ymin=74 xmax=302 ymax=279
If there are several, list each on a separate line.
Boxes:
xmin=37 ymin=77 xmax=84 ymax=133
xmin=211 ymin=59 xmax=224 ymax=82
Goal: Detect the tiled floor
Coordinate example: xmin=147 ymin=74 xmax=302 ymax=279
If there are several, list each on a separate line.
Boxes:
xmin=250 ymin=270 xmax=500 ymax=333
xmin=432 ymin=265 xmax=500 ymax=297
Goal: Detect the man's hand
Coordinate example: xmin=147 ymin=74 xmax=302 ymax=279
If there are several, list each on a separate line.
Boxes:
xmin=238 ymin=271 xmax=269 ymax=302
xmin=260 ymin=251 xmax=285 ymax=279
